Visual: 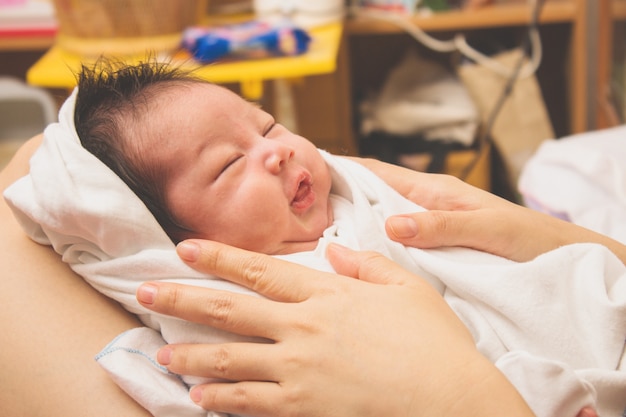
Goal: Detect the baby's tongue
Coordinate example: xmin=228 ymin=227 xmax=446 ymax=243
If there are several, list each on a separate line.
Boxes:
xmin=294 ymin=181 xmax=310 ymax=203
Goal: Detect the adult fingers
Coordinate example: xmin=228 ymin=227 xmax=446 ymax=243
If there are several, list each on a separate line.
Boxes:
xmin=354 ymin=156 xmax=486 ymax=211
xmin=137 ymin=282 xmax=288 ymax=340
xmin=576 ymin=407 xmax=598 ymax=417
xmin=157 ymin=342 xmax=279 ymax=383
xmin=190 ymin=381 xmax=290 ymax=417
xmin=176 ymin=239 xmax=328 ymax=302
xmin=384 ymin=209 xmax=533 ymax=262
xmin=327 ymin=243 xmax=433 ymax=289
xmin=385 ymin=210 xmax=485 ymax=250
xmin=325 ymin=244 xmax=393 ymax=284
xmin=191 ymin=379 xmax=350 ymax=417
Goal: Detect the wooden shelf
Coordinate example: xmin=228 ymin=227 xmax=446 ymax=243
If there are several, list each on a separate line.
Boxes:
xmin=0 ymin=35 xmax=54 ymax=51
xmin=612 ymin=0 xmax=626 ymax=19
xmin=344 ymin=0 xmax=589 ymax=135
xmin=346 ymin=1 xmax=578 ymax=34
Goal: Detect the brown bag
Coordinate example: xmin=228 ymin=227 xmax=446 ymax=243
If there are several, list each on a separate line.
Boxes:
xmin=457 ymin=48 xmax=554 ymax=188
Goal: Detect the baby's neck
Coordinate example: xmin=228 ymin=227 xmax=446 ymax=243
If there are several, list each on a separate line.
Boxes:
xmin=270 ymin=198 xmax=334 ymax=256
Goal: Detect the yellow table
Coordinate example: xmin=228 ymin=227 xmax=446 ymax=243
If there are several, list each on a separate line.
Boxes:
xmin=26 ymin=22 xmax=342 ymax=100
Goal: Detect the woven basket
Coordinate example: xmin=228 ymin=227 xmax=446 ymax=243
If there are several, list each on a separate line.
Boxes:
xmin=52 ymin=0 xmax=207 ymax=56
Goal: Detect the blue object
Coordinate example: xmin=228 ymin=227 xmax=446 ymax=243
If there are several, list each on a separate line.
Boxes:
xmin=182 ymin=21 xmax=312 ymax=64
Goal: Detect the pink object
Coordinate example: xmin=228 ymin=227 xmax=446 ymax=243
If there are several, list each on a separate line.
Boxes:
xmin=0 ymin=0 xmax=28 ymax=7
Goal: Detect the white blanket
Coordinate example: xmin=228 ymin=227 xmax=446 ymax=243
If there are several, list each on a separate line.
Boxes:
xmin=519 ymin=125 xmax=626 ymax=244
xmin=4 ymin=91 xmax=626 ymax=417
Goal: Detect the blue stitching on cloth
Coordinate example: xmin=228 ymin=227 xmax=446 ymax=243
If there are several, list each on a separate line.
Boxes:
xmin=95 ymin=345 xmax=169 ymax=374
xmin=94 ymin=329 xmax=185 ymax=385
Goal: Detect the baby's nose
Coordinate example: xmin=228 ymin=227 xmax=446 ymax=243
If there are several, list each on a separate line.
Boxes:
xmin=264 ymin=142 xmax=294 ymax=174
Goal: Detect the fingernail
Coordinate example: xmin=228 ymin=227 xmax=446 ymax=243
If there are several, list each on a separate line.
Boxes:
xmin=177 ymin=240 xmax=200 ymax=262
xmin=136 ymin=283 xmax=158 ymax=305
xmin=388 ymin=216 xmax=419 ymax=238
xmin=190 ymin=386 xmax=202 ymax=403
xmin=157 ymin=346 xmax=173 ymax=366
xmin=327 ymin=242 xmax=353 ymax=257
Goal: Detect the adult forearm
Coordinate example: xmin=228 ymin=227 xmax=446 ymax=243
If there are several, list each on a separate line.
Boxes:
xmin=0 ymin=137 xmax=151 ymax=416
xmin=523 ymin=205 xmax=626 ymax=264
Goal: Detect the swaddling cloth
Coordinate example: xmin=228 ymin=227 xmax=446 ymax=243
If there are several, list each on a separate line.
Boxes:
xmin=4 ymin=90 xmax=626 ymax=417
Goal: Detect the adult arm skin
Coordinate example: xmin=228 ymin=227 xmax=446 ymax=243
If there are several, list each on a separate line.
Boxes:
xmin=356 ymin=157 xmax=626 ymax=264
xmin=0 ymin=136 xmax=152 ymax=416
xmin=137 ymin=240 xmax=536 ymax=417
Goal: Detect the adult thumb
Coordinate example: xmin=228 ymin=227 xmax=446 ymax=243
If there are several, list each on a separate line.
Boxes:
xmin=327 ymin=243 xmax=425 ymax=287
xmin=385 ymin=211 xmax=467 ymax=250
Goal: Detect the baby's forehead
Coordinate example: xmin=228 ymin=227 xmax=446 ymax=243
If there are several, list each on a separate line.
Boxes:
xmin=158 ymin=80 xmax=215 ymax=96
xmin=149 ymin=81 xmax=263 ymax=127
xmin=179 ymin=82 xmax=251 ymax=105
xmin=146 ymin=82 xmax=227 ymax=112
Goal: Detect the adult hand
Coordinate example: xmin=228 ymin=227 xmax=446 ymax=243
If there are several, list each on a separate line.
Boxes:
xmin=137 ymin=239 xmax=534 ymax=417
xmin=356 ymin=157 xmax=626 ymax=264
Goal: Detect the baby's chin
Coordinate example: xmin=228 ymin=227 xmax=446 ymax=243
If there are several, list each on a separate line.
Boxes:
xmin=271 ymin=239 xmax=322 ymax=256
xmin=267 ymin=198 xmax=334 ymax=256
xmin=272 ymin=209 xmax=333 ymax=256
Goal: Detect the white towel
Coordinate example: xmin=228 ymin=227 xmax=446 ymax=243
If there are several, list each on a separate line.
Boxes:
xmin=518 ymin=125 xmax=626 ymax=244
xmin=4 ymin=91 xmax=626 ymax=417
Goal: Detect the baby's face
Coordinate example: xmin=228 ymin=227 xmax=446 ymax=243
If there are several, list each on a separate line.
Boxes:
xmin=146 ymin=83 xmax=332 ymax=255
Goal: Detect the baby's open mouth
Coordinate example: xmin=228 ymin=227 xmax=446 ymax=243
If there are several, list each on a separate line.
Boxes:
xmin=291 ymin=175 xmax=315 ymax=211
xmin=294 ymin=179 xmax=311 ymax=201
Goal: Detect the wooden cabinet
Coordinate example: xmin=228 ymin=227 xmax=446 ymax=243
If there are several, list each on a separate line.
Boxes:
xmin=596 ymin=0 xmax=626 ymax=128
xmin=343 ymin=0 xmax=590 ymax=139
xmin=0 ymin=37 xmax=52 ymax=82
xmin=296 ymin=1 xmax=592 ymax=145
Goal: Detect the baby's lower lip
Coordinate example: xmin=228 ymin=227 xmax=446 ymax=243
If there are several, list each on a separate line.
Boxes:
xmin=292 ymin=182 xmax=315 ymax=212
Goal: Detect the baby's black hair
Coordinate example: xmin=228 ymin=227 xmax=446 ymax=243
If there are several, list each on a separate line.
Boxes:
xmin=74 ymin=58 xmax=201 ymax=243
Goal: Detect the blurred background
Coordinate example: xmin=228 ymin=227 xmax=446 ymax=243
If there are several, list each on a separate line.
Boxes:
xmin=1 ymin=0 xmax=624 ymax=200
